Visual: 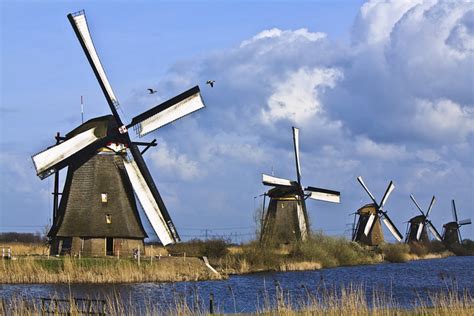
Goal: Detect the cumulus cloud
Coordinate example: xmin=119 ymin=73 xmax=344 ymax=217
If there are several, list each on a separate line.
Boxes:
xmin=262 ymin=68 xmax=342 ymax=124
xmin=141 ymin=0 xmax=473 ymax=238
xmin=149 ymin=140 xmax=202 ymax=181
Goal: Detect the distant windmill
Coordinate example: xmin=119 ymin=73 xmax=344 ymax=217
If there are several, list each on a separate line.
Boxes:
xmin=442 ymin=200 xmax=471 ymax=247
xmin=31 ymin=10 xmax=205 ymax=256
xmin=352 ymin=177 xmax=403 ymax=246
xmin=405 ymin=195 xmax=442 ymax=244
xmin=260 ymin=127 xmax=340 ymax=244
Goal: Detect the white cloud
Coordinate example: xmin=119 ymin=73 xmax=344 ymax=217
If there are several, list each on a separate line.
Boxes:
xmin=262 ymin=67 xmax=342 ymax=124
xmin=149 ymin=140 xmax=202 ymax=181
xmin=412 ymin=98 xmax=474 ymax=142
xmin=241 ymin=28 xmax=326 ymax=47
xmin=355 ymin=136 xmax=409 ymax=161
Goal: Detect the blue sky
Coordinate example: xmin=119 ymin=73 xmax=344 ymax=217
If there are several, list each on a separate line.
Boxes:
xmin=1 ymin=0 xmax=473 ymax=242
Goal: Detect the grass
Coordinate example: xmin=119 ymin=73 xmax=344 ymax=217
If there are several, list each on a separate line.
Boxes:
xmin=1 ymin=234 xmax=469 ymax=283
xmin=1 ymin=283 xmax=472 ymax=315
xmin=0 ymin=256 xmax=223 ymax=284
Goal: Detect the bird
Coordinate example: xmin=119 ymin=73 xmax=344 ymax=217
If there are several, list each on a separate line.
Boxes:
xmin=206 ymin=80 xmax=215 ymax=88
xmin=147 ymin=88 xmax=157 ymax=94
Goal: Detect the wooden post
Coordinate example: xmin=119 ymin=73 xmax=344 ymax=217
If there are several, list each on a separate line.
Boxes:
xmin=117 ymin=250 xmax=120 ymax=260
xmin=137 ymin=247 xmax=141 ymax=266
xmin=209 ymin=292 xmax=214 ymax=314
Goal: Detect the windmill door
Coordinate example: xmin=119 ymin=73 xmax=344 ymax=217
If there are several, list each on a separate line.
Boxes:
xmin=106 ymin=238 xmax=113 ymax=256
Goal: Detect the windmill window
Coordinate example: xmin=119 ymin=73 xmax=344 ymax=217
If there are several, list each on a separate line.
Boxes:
xmin=101 ymin=193 xmax=108 ymax=203
xmin=106 ymin=214 xmax=112 ymax=224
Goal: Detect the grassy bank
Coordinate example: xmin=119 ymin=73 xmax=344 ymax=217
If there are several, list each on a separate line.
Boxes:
xmin=171 ymin=233 xmax=458 ymax=274
xmin=2 ymin=234 xmax=471 ymax=283
xmin=0 ymin=256 xmax=222 ymax=284
xmin=1 ymin=284 xmax=472 ymax=315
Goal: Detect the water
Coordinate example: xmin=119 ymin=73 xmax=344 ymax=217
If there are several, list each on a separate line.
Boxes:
xmin=1 ymin=256 xmax=473 ymax=313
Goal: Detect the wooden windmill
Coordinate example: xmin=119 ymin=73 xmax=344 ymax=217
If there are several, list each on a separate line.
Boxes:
xmin=442 ymin=200 xmax=471 ymax=247
xmin=352 ymin=177 xmax=403 ymax=246
xmin=31 ymin=11 xmax=205 ymax=256
xmin=405 ymin=195 xmax=442 ymax=244
xmin=260 ymin=127 xmax=340 ymax=244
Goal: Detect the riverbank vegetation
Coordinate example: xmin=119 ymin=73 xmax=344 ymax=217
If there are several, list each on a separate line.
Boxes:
xmin=1 ymin=232 xmax=472 ymax=283
xmin=1 ymin=282 xmax=472 ymax=315
xmin=0 ymin=256 xmax=222 ymax=284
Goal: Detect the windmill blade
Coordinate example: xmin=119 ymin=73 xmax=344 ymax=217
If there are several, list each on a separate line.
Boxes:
xmin=32 ymin=127 xmax=101 ymax=179
xmin=425 ymin=196 xmax=436 ymax=218
xmin=427 ymin=221 xmax=442 ymax=241
xmin=129 ymin=86 xmax=205 ymax=137
xmin=452 ymin=200 xmax=458 ymax=222
xmin=262 ymin=174 xmax=293 ymax=187
xmin=122 ymin=146 xmax=179 ymax=246
xmin=379 ymin=181 xmax=395 ymax=210
xmin=292 ymin=127 xmax=302 ymax=184
xmin=458 ymin=219 xmax=472 ymax=226
xmin=357 ymin=176 xmax=377 ymax=206
xmin=305 ymin=186 xmax=340 ymax=203
xmin=381 ymin=214 xmax=403 ymax=242
xmin=68 ymin=11 xmax=122 ymax=125
xmin=416 ymin=222 xmax=424 ymax=241
xmin=364 ymin=214 xmax=376 ymax=236
xmin=410 ymin=194 xmax=425 ymax=216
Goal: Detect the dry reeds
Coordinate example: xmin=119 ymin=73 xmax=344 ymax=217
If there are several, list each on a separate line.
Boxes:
xmin=1 ymin=283 xmax=472 ymax=315
xmin=0 ymin=256 xmax=223 ymax=284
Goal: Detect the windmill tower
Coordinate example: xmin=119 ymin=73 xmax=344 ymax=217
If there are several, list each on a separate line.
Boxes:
xmin=352 ymin=177 xmax=403 ymax=246
xmin=260 ymin=127 xmax=340 ymax=244
xmin=442 ymin=200 xmax=471 ymax=247
xmin=405 ymin=195 xmax=442 ymax=244
xmin=32 ymin=11 xmax=206 ymax=256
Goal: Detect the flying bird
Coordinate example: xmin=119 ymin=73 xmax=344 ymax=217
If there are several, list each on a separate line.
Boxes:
xmin=206 ymin=80 xmax=215 ymax=88
xmin=147 ymin=88 xmax=157 ymax=94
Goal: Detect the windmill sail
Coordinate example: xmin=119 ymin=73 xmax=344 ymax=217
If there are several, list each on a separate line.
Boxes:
xmin=364 ymin=214 xmax=376 ymax=236
xmin=130 ymin=86 xmax=205 ymax=137
xmin=262 ymin=174 xmax=294 ymax=187
xmin=382 ymin=215 xmax=403 ymax=241
xmin=427 ymin=222 xmax=442 ymax=241
xmin=306 ymin=186 xmax=340 ymax=203
xmin=292 ymin=127 xmax=302 ymax=184
xmin=458 ymin=219 xmax=472 ymax=225
xmin=32 ymin=127 xmax=101 ymax=178
xmin=68 ymin=11 xmax=122 ymax=123
xmin=123 ymin=149 xmax=178 ymax=246
xmin=379 ymin=181 xmax=394 ymax=209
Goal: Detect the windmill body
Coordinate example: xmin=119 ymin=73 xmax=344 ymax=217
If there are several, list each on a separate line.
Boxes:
xmin=352 ymin=204 xmax=384 ymax=246
xmin=405 ymin=195 xmax=442 ymax=244
xmin=260 ymin=127 xmax=340 ymax=244
xmin=442 ymin=200 xmax=471 ymax=247
xmin=32 ymin=11 xmax=206 ymax=256
xmin=352 ymin=177 xmax=403 ymax=246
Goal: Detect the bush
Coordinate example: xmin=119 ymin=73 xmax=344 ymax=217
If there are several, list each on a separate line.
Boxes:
xmin=289 ymin=233 xmax=379 ymax=268
xmin=167 ymin=239 xmax=229 ymax=258
xmin=380 ymin=243 xmax=410 ymax=263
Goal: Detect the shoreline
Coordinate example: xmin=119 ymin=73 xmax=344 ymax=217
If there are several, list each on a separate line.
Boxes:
xmin=0 ymin=250 xmax=457 ymax=285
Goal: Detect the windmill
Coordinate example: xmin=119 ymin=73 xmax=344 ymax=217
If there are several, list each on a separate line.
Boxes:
xmin=31 ymin=10 xmax=205 ymax=256
xmin=259 ymin=127 xmax=340 ymax=244
xmin=405 ymin=195 xmax=442 ymax=244
xmin=442 ymin=200 xmax=471 ymax=246
xmin=352 ymin=177 xmax=403 ymax=246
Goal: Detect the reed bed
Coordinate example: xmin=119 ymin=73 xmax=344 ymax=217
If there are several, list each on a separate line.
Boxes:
xmin=1 ymin=283 xmax=472 ymax=315
xmin=0 ymin=256 xmax=222 ymax=284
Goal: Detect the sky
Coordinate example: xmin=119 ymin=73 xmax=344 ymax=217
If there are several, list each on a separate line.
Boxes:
xmin=1 ymin=0 xmax=473 ymax=242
